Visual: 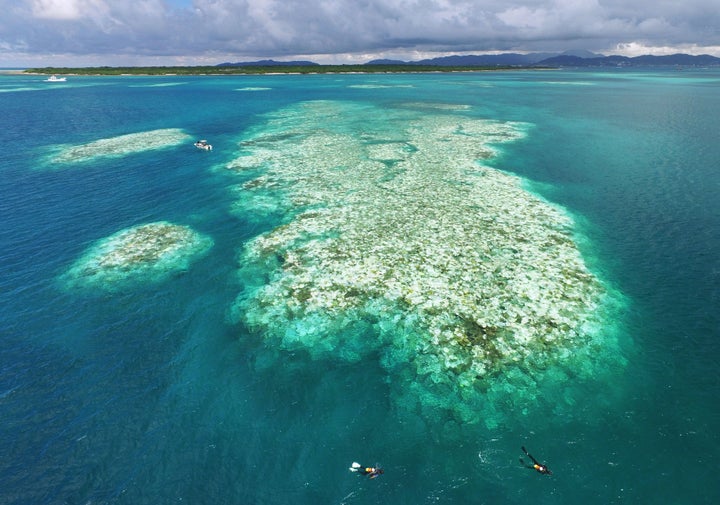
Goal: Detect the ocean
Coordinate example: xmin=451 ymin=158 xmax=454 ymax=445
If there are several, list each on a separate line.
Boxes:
xmin=1 ymin=69 xmax=718 ymax=504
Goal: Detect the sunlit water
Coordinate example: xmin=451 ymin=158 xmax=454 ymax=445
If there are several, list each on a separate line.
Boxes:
xmin=1 ymin=70 xmax=718 ymax=504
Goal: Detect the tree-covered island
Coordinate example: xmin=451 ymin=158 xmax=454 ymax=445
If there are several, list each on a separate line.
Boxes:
xmin=24 ymin=64 xmax=540 ymax=76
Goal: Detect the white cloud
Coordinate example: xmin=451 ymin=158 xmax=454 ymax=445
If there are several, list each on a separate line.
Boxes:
xmin=1 ymin=0 xmax=719 ymax=65
xmin=31 ymin=0 xmax=106 ymax=20
xmin=614 ymin=41 xmax=720 ymax=57
xmin=497 ymin=6 xmax=548 ymax=30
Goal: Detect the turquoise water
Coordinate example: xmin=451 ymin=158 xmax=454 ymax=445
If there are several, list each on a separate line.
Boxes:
xmin=1 ymin=70 xmax=718 ymax=504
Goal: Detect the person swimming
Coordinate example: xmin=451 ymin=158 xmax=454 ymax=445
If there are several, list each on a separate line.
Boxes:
xmin=520 ymin=446 xmax=552 ymax=475
xmin=349 ymin=462 xmax=384 ymax=479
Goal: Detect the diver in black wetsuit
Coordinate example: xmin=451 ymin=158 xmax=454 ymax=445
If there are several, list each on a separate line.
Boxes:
xmin=520 ymin=446 xmax=552 ymax=475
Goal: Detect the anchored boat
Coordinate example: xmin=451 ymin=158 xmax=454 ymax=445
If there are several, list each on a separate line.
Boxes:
xmin=194 ymin=140 xmax=212 ymax=151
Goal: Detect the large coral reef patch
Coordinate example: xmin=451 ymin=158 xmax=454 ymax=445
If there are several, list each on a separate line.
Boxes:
xmin=229 ymin=100 xmax=624 ymax=424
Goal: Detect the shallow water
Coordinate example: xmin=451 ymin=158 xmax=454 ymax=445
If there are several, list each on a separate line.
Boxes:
xmin=1 ymin=69 xmax=718 ymax=504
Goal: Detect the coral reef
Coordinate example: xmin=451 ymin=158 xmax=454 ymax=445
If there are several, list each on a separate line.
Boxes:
xmin=50 ymin=128 xmax=191 ymax=163
xmin=62 ymin=221 xmax=212 ymax=290
xmin=229 ymin=100 xmax=624 ymax=424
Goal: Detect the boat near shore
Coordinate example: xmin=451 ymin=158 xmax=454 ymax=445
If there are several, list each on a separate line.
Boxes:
xmin=45 ymin=75 xmax=67 ymax=82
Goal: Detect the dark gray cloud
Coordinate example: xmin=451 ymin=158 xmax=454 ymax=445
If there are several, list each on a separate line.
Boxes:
xmin=2 ymin=0 xmax=720 ymax=65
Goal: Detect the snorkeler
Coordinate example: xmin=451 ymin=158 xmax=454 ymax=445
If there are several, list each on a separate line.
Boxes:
xmin=349 ymin=462 xmax=384 ymax=479
xmin=520 ymin=446 xmax=552 ymax=475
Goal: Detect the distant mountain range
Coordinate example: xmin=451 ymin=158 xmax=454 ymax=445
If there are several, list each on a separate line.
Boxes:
xmin=217 ymin=59 xmax=319 ymax=67
xmin=219 ymin=51 xmax=720 ymax=68
xmin=536 ymin=53 xmax=720 ymax=67
xmin=368 ymin=51 xmax=720 ymax=67
xmin=366 ymin=51 xmax=571 ymax=66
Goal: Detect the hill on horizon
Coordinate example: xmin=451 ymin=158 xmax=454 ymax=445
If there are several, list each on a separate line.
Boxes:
xmin=215 ymin=52 xmax=720 ymax=68
xmin=217 ymin=59 xmax=319 ymax=67
xmin=537 ymin=53 xmax=720 ymax=67
xmin=367 ymin=51 xmax=720 ymax=67
xmin=366 ymin=50 xmax=603 ymax=66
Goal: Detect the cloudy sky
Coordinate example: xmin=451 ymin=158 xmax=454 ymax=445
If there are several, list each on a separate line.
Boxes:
xmin=2 ymin=0 xmax=720 ymax=66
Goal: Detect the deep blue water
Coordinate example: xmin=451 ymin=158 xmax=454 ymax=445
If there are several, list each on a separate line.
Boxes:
xmin=1 ymin=70 xmax=719 ymax=504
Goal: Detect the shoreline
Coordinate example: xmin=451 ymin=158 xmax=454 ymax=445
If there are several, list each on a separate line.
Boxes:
xmin=20 ymin=64 xmax=553 ymax=76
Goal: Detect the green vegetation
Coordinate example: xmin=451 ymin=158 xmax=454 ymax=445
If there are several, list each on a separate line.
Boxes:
xmin=24 ymin=64 xmax=534 ymax=75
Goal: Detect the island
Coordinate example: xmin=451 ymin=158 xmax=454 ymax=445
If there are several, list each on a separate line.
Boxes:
xmin=23 ymin=64 xmax=536 ymax=76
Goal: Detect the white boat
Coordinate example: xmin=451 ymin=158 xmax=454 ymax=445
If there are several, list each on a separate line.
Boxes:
xmin=45 ymin=75 xmax=67 ymax=82
xmin=194 ymin=140 xmax=212 ymax=151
